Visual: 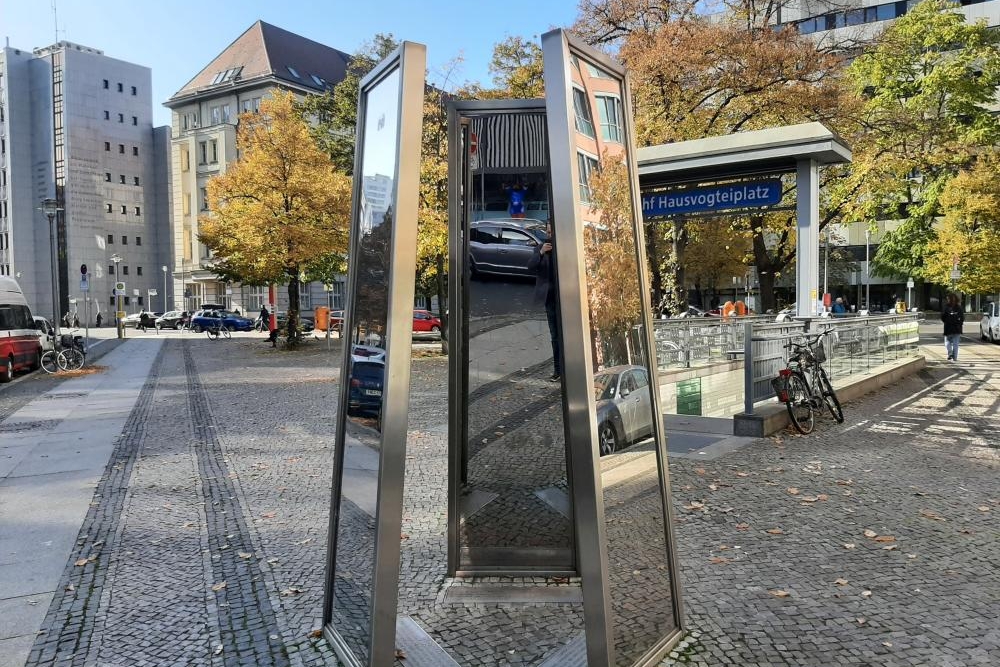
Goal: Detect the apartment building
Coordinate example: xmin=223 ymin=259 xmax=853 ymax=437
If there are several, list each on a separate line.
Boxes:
xmin=0 ymin=40 xmax=170 ymax=322
xmin=164 ymin=21 xmax=351 ymax=315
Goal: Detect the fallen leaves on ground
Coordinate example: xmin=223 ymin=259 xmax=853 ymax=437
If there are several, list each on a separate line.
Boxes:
xmin=977 ymin=506 xmax=990 ymax=512
xmin=766 ymin=527 xmax=784 ymax=535
xmin=709 ymin=556 xmax=731 ymax=564
xmin=280 ymin=587 xmax=303 ymax=596
xmin=769 ymin=589 xmax=790 ymax=598
xmin=238 ymin=552 xmax=253 ymax=559
xmin=787 ymin=487 xmax=800 ymax=495
xmin=861 ymin=590 xmax=873 ymax=598
xmin=309 ymin=629 xmax=323 ymax=639
xmin=260 ymin=512 xmax=277 ymax=519
xmin=735 ymin=523 xmax=750 ymax=530
xmin=873 ymin=535 xmax=896 ymax=543
xmin=395 ymin=649 xmax=407 ymax=659
xmin=863 ymin=529 xmax=878 ymax=538
xmin=74 ymin=555 xmax=97 ymax=566
xmin=834 ymin=578 xmax=849 ymax=586
xmin=683 ymin=501 xmax=705 ymax=511
xmin=211 ymin=581 xmax=227 ymax=592
xmin=920 ymin=509 xmax=946 ymax=521
xmin=843 ymin=543 xmax=856 ymax=549
xmin=857 ymin=617 xmax=867 ymax=625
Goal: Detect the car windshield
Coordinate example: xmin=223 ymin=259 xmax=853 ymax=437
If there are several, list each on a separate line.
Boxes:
xmin=352 ymin=361 xmax=384 ymax=382
xmin=594 ymin=372 xmax=618 ymax=400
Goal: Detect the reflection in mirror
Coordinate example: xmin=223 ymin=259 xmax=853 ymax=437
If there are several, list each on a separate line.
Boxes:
xmin=460 ymin=111 xmax=574 ymax=572
xmin=569 ymin=55 xmax=679 ymax=663
xmin=330 ymin=65 xmax=402 ymax=663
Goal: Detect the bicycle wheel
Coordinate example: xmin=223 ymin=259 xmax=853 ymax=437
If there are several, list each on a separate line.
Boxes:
xmin=817 ymin=367 xmax=844 ymax=423
xmin=206 ymin=328 xmax=219 ymax=340
xmin=785 ymin=372 xmax=815 ymax=435
xmin=41 ymin=351 xmax=59 ymax=374
xmin=220 ymin=326 xmax=231 ymax=339
xmin=57 ymin=348 xmax=85 ymax=371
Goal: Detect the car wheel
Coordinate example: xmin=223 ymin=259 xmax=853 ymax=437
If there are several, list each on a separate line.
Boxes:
xmin=173 ymin=323 xmax=180 ymax=330
xmin=431 ymin=325 xmax=441 ymax=334
xmin=0 ymin=357 xmax=13 ymax=383
xmin=193 ymin=325 xmax=202 ymax=333
xmin=29 ymin=351 xmax=41 ymax=371
xmin=598 ymin=421 xmax=618 ymax=456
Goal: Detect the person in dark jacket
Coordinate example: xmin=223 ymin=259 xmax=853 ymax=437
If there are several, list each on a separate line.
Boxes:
xmin=527 ymin=223 xmax=561 ymax=381
xmin=941 ymin=293 xmax=964 ymax=361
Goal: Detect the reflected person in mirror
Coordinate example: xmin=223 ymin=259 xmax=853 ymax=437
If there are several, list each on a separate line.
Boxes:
xmin=528 ymin=222 xmax=561 ymax=382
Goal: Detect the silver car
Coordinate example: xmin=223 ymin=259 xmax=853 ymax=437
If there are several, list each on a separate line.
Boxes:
xmin=468 ymin=218 xmax=547 ymax=278
xmin=594 ymin=365 xmax=655 ymax=456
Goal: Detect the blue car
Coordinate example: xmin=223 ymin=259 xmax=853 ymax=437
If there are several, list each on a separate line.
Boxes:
xmin=189 ymin=309 xmax=254 ymax=333
xmin=347 ymin=359 xmax=384 ymax=420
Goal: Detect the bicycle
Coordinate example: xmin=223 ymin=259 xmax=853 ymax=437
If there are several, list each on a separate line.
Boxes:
xmin=771 ymin=330 xmax=844 ymax=434
xmin=40 ymin=333 xmax=87 ymax=373
xmin=206 ymin=323 xmax=231 ymax=340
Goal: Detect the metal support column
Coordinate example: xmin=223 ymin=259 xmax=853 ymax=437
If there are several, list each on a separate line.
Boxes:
xmin=796 ymin=159 xmax=820 ymax=317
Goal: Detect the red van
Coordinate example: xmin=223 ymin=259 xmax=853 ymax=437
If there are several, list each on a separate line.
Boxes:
xmin=0 ymin=277 xmax=43 ymax=382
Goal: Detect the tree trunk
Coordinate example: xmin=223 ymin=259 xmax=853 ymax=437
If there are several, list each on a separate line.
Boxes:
xmin=758 ymin=271 xmax=777 ymax=313
xmin=672 ymin=219 xmax=688 ymax=312
xmin=645 ymin=221 xmax=664 ymax=311
xmin=286 ymin=273 xmax=301 ymax=346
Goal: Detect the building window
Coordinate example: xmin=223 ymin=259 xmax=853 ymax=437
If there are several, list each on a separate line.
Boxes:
xmin=133 ymin=176 xmax=140 ymax=186
xmin=108 ymin=267 xmax=114 ymax=280
xmin=201 ymin=187 xmax=209 ymax=210
xmin=122 ymin=235 xmax=128 ymax=244
xmin=210 ymin=106 xmax=221 ymax=124
xmin=136 ymin=236 xmax=141 ymax=246
xmin=110 ymin=296 xmax=115 ymax=306
xmin=210 ymin=139 xmax=218 ymax=163
xmin=577 ymin=151 xmax=599 ymax=203
xmin=199 ymin=142 xmax=207 ymax=165
xmin=132 ymin=146 xmax=139 ymax=156
xmin=121 ymin=205 xmax=127 ymax=214
xmin=182 ymin=194 xmax=191 ymax=215
xmin=286 ymin=65 xmax=301 ymax=79
xmin=134 ymin=206 xmax=141 ymax=216
xmin=103 ymin=110 xmax=110 ymax=120
xmin=120 ymin=174 xmax=126 ymax=184
xmin=119 ymin=144 xmax=125 ymax=154
xmin=123 ymin=266 xmax=129 ymax=275
xmin=107 ymin=234 xmax=114 ymax=244
xmin=103 ymin=79 xmax=109 ymax=89
xmin=118 ymin=113 xmax=124 ymax=123
xmin=137 ymin=296 xmax=143 ymax=306
xmin=124 ymin=296 xmax=130 ymax=305
xmin=596 ymin=95 xmax=623 ymax=143
xmin=104 ymin=172 xmax=111 ymax=182
xmin=131 ymin=86 xmax=137 ymax=96
xmin=117 ymin=82 xmax=123 ymax=93
xmin=221 ymin=104 xmax=231 ymax=123
xmin=137 ymin=266 xmax=143 ymax=276
xmin=132 ymin=116 xmax=138 ymax=126
xmin=105 ymin=203 xmax=113 ymax=213
xmin=572 ymin=88 xmax=596 ymax=138
xmin=104 ymin=142 xmax=111 ymax=151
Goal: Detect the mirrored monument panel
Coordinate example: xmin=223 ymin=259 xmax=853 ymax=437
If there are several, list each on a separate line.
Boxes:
xmin=561 ymin=43 xmax=680 ymax=665
xmin=328 ymin=64 xmax=402 ymax=664
xmin=457 ymin=109 xmax=575 ymax=573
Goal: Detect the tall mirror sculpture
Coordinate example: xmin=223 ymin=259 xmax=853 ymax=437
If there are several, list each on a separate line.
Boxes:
xmin=542 ymin=29 xmax=684 ymax=666
xmin=448 ymin=100 xmax=577 ymax=576
xmin=323 ymin=41 xmax=425 ymax=667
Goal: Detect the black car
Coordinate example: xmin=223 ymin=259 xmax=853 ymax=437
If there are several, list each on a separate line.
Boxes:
xmin=468 ymin=218 xmax=548 ymax=278
xmin=155 ymin=310 xmax=189 ymax=329
xmin=347 ymin=359 xmax=384 ymax=419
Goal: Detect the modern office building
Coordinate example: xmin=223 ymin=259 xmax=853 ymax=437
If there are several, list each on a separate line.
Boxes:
xmin=164 ymin=21 xmax=351 ymax=315
xmin=0 ymin=40 xmax=171 ymax=324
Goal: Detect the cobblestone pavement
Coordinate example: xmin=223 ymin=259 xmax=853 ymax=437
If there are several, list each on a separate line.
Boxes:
xmin=15 ymin=330 xmax=1000 ymax=666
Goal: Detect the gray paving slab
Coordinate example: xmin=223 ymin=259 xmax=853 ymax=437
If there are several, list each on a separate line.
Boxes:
xmin=537 ymin=633 xmax=586 ymax=667
xmin=395 ymin=616 xmax=461 ymax=667
xmin=442 ymin=585 xmax=583 ymax=604
xmin=0 ymin=634 xmax=35 ymax=667
xmin=0 ymin=594 xmax=52 ymax=640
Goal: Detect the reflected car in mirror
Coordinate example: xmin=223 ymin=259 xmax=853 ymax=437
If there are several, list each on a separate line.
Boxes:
xmin=468 ymin=219 xmax=548 ymax=279
xmin=594 ymin=365 xmax=655 ymax=456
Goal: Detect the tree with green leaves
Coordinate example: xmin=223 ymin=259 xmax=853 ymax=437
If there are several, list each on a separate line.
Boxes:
xmin=840 ymin=0 xmax=1000 ymax=283
xmin=199 ymin=92 xmax=352 ymax=345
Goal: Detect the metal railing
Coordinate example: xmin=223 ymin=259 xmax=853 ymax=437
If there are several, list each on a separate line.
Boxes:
xmin=743 ymin=313 xmax=922 ymax=414
xmin=653 ymin=316 xmax=774 ymax=371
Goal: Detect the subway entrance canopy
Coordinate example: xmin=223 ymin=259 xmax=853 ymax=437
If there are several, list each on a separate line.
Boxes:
xmin=637 ymin=122 xmax=852 ymax=314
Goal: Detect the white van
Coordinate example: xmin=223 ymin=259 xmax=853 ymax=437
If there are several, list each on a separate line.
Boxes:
xmin=0 ymin=277 xmax=43 ymax=381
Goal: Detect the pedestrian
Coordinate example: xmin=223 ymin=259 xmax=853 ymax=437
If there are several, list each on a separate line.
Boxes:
xmin=259 ymin=305 xmax=269 ymax=331
xmin=527 ymin=222 xmax=561 ymax=382
xmin=73 ymin=314 xmax=80 ymax=328
xmin=832 ymin=297 xmax=846 ymax=315
xmin=941 ymin=293 xmax=964 ymax=361
xmin=96 ymin=312 xmax=103 ymax=328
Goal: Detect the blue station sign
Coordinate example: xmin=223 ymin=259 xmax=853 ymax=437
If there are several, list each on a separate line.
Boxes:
xmin=642 ymin=179 xmax=783 ymax=218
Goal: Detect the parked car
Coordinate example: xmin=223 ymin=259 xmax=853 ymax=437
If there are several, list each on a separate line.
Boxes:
xmin=33 ymin=316 xmax=55 ymax=353
xmin=155 ymin=310 xmax=189 ymax=330
xmin=347 ymin=358 xmax=384 ymax=421
xmin=594 ymin=365 xmax=655 ymax=456
xmin=274 ymin=311 xmax=315 ymax=332
xmin=468 ymin=218 xmax=548 ymax=279
xmin=351 ymin=344 xmax=386 ymax=362
xmin=413 ymin=310 xmax=442 ymax=337
xmin=189 ymin=309 xmax=254 ymax=332
xmin=981 ymin=302 xmax=1000 ymax=342
xmin=0 ymin=277 xmax=43 ymax=381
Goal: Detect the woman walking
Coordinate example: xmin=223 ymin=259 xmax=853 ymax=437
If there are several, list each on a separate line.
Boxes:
xmin=941 ymin=293 xmax=964 ymax=361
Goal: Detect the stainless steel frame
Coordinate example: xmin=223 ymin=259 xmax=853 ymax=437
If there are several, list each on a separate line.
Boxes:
xmin=445 ymin=98 xmax=580 ymax=577
xmin=541 ymin=29 xmax=685 ymax=666
xmin=322 ymin=41 xmax=426 ymax=667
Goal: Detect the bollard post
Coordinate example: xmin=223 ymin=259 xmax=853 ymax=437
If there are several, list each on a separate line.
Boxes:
xmin=744 ymin=321 xmax=754 ymax=415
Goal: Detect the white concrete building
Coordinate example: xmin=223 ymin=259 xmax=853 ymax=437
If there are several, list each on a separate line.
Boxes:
xmin=0 ymin=40 xmax=170 ymax=323
xmin=163 ymin=21 xmax=351 ymax=315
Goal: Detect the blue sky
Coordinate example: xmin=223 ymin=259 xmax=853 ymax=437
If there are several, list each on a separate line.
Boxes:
xmin=2 ymin=0 xmax=579 ymax=125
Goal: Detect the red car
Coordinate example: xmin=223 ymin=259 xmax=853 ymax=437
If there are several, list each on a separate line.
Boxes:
xmin=412 ymin=310 xmax=442 ymax=336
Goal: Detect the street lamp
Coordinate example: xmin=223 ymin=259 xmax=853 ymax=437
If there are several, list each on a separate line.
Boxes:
xmin=161 ymin=265 xmax=169 ymax=313
xmin=111 ymin=253 xmax=123 ymax=339
xmin=39 ymin=198 xmax=64 ymax=337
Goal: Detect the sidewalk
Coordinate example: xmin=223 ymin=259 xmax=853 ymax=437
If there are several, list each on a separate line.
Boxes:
xmin=0 ymin=339 xmax=162 ymax=666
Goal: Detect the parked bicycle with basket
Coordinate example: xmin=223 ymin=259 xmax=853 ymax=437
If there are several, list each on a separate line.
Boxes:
xmin=40 ymin=333 xmax=87 ymax=373
xmin=771 ymin=330 xmax=844 ymax=434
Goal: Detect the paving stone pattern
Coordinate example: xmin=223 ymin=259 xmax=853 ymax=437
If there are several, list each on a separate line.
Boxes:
xmin=19 ymin=332 xmax=1000 ymax=667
